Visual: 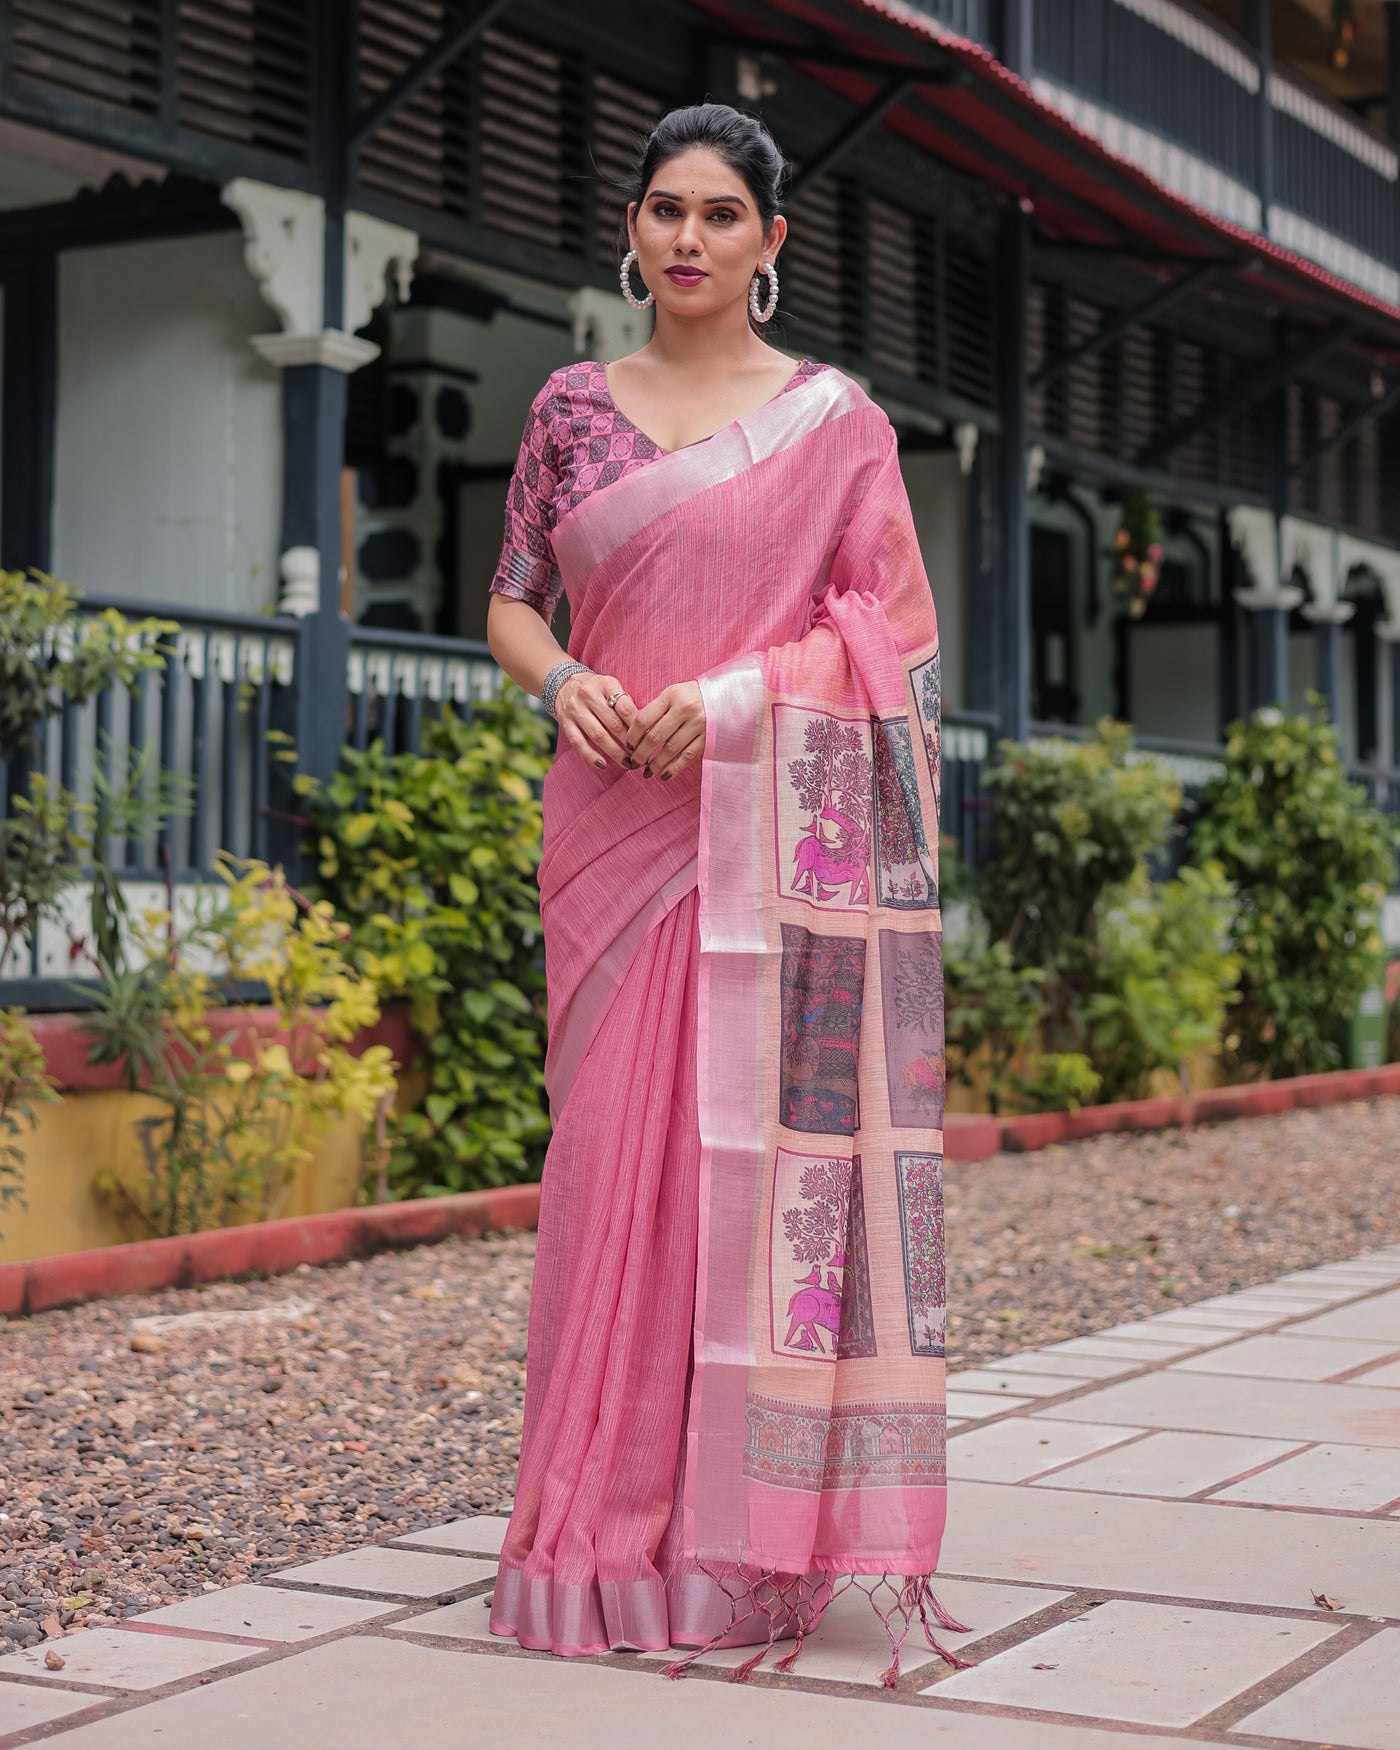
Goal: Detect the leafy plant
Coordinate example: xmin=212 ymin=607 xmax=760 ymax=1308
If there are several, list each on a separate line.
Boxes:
xmin=1191 ymin=704 xmax=1397 ymax=1079
xmin=312 ymin=692 xmax=554 ymax=1197
xmin=0 ymin=1008 xmax=58 ymax=1238
xmin=85 ymin=860 xmax=396 ymax=1238
xmin=1086 ymin=863 xmax=1240 ymax=1103
xmin=0 ymin=570 xmax=176 ymax=976
xmin=951 ymin=721 xmax=1240 ymax=1109
xmin=980 ymin=720 xmax=1181 ymax=1042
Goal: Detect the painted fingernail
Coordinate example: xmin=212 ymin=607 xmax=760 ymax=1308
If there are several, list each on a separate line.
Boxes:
xmin=596 ymin=759 xmax=606 ymax=769
xmin=623 ymin=756 xmax=636 ymax=768
xmin=661 ymin=771 xmax=672 ymax=781
xmin=643 ymin=767 xmax=652 ymax=779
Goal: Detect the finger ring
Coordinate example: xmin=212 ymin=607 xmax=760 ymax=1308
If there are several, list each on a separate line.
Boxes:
xmin=606 ymin=688 xmax=623 ymax=709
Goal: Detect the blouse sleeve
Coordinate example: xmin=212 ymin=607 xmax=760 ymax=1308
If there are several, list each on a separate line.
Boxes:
xmin=489 ymin=378 xmax=565 ymax=620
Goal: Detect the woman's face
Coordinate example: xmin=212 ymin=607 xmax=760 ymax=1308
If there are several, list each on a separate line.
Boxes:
xmin=628 ymin=145 xmax=786 ymax=323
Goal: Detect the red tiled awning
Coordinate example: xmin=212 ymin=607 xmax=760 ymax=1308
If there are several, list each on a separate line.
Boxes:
xmin=696 ymin=0 xmax=1400 ymax=345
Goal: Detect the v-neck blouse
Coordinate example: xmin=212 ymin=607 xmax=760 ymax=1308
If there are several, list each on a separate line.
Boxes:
xmin=489 ymin=357 xmax=829 ymax=620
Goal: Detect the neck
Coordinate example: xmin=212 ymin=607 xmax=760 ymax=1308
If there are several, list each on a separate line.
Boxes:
xmin=644 ymin=305 xmax=775 ymax=372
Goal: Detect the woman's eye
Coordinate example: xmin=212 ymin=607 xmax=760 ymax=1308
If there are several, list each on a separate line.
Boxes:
xmin=709 ymin=210 xmax=736 ymax=223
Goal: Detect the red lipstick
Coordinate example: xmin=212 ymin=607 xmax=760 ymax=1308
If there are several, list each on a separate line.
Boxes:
xmin=664 ymin=266 xmax=708 ymax=286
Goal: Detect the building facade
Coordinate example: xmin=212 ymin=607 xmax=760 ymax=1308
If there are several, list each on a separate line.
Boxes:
xmin=2 ymin=0 xmax=1400 ymax=986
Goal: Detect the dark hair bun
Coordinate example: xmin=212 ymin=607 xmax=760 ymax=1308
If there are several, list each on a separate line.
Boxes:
xmin=628 ymin=102 xmax=786 ymax=233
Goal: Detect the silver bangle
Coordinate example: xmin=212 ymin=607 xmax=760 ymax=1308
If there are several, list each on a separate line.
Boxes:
xmin=540 ymin=659 xmax=592 ymax=720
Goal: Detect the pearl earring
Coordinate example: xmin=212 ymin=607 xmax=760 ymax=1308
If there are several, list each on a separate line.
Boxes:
xmin=619 ymin=249 xmax=653 ymax=311
xmin=749 ymin=261 xmax=779 ymax=324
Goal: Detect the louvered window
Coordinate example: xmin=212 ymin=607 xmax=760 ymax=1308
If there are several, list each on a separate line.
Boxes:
xmin=943 ymin=234 xmax=996 ymax=408
xmin=12 ymin=0 xmax=161 ymax=116
xmin=357 ymin=0 xmax=470 ymax=216
xmin=591 ymin=71 xmax=663 ymax=268
xmin=780 ymin=174 xmax=853 ymax=356
xmin=1030 ymin=280 xmax=1274 ymax=501
xmin=176 ymin=1 xmax=310 ymax=160
xmin=867 ymin=196 xmax=919 ymax=380
xmin=478 ymin=29 xmax=583 ymax=254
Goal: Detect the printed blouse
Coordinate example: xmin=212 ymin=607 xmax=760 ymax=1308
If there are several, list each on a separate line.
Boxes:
xmin=489 ymin=358 xmax=829 ymax=620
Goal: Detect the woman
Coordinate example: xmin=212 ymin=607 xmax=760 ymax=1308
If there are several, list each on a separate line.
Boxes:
xmin=484 ymin=103 xmax=967 ymax=1683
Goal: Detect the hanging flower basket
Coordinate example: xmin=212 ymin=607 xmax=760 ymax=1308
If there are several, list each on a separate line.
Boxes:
xmin=1110 ymin=489 xmax=1164 ymax=620
xmin=1331 ymin=0 xmax=1358 ymax=69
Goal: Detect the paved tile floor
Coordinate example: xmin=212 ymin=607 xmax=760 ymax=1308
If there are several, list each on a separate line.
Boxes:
xmin=6 ymin=1243 xmax=1400 ymax=1748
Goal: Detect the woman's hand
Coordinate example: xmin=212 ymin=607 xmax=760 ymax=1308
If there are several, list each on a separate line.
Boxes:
xmin=555 ymin=671 xmax=636 ymax=770
xmin=624 ymin=680 xmax=706 ymax=781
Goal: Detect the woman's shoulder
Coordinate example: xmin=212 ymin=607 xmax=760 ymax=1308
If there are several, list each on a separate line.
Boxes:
xmin=527 ymin=361 xmax=610 ymax=421
xmin=795 ymin=360 xmax=891 ymax=429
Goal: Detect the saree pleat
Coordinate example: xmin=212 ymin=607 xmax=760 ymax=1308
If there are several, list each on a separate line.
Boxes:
xmin=492 ymin=891 xmax=817 ymax=1654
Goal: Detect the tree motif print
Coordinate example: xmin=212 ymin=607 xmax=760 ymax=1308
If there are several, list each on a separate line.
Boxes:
xmin=776 ymin=1152 xmax=871 ymax=1359
xmin=895 ymin=1151 xmax=947 ymax=1356
xmin=891 ymin=933 xmax=943 ymax=1037
xmin=787 ymin=715 xmax=873 ymax=906
xmin=913 ymin=652 xmax=942 ymax=802
xmin=871 ymin=719 xmax=936 ymax=910
xmin=782 ymin=1156 xmax=851 ymax=1266
xmin=878 ymin=929 xmax=946 ymax=1129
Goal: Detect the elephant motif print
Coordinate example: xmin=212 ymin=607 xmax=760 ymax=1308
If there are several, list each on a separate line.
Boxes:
xmin=770 ymin=1148 xmax=876 ymax=1361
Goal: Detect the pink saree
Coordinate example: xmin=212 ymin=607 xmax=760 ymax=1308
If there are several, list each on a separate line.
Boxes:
xmin=489 ymin=365 xmax=967 ymax=1681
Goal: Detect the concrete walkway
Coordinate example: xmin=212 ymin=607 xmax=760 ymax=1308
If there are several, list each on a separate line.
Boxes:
xmin=5 ymin=1246 xmax=1400 ymax=1748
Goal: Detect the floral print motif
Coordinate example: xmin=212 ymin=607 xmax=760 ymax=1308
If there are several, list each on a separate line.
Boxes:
xmin=778 ymin=923 xmax=866 ymax=1136
xmin=878 ymin=929 xmax=947 ymax=1129
xmin=895 ymin=1151 xmax=947 ymax=1357
xmin=743 ymin=1395 xmax=946 ymax=1493
xmin=871 ymin=716 xmax=937 ymax=910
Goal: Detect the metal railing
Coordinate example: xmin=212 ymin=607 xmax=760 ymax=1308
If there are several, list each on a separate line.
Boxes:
xmin=907 ymin=0 xmax=993 ymax=43
xmin=346 ymin=625 xmax=511 ymax=757
xmin=1031 ymin=0 xmax=1400 ymax=274
xmin=0 ymin=595 xmax=303 ymax=886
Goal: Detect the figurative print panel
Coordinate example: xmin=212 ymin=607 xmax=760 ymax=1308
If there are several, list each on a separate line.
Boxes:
xmin=768 ymin=1147 xmax=877 ymax=1363
xmin=910 ymin=651 xmax=941 ymax=806
xmin=743 ymin=1395 xmax=946 ymax=1493
xmin=878 ymin=929 xmax=946 ymax=1129
xmin=778 ymin=923 xmax=865 ymax=1136
xmin=871 ymin=717 xmax=938 ymax=910
xmin=895 ymin=1151 xmax=946 ymax=1357
xmin=773 ymin=704 xmax=873 ymax=913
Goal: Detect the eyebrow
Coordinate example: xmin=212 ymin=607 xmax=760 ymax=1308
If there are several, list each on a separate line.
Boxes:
xmin=646 ymin=189 xmax=750 ymax=209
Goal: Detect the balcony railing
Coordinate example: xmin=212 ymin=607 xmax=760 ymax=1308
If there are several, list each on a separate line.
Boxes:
xmin=1030 ymin=0 xmax=1400 ymax=282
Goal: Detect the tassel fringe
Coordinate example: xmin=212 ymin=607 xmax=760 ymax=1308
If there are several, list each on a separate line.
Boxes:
xmin=658 ymin=1569 xmax=978 ymax=1684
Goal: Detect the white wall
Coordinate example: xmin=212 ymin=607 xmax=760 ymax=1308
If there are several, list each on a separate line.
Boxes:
xmin=1129 ymin=623 xmax=1219 ymax=741
xmin=52 ymin=230 xmax=282 ymax=614
xmin=902 ymin=450 xmax=967 ymax=710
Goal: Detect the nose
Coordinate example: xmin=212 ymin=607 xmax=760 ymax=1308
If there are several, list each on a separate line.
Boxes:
xmin=673 ymin=212 xmax=704 ymax=254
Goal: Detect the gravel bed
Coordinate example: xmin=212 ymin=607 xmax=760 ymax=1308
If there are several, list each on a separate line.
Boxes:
xmin=4 ymin=1094 xmax=1400 ymax=1648
xmin=946 ymin=1095 xmax=1400 ymax=1367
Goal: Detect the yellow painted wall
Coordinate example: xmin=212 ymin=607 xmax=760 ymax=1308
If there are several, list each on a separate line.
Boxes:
xmin=0 ymin=1069 xmax=426 ymax=1266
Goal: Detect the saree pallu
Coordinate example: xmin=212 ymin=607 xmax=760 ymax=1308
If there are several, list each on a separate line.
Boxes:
xmin=490 ymin=367 xmax=968 ymax=1680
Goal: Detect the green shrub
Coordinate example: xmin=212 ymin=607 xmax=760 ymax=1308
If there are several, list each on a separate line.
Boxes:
xmin=951 ymin=721 xmax=1240 ymax=1108
xmin=1086 ymin=863 xmax=1240 ymax=1103
xmin=313 ymin=693 xmax=553 ymax=1197
xmin=1191 ymin=705 xmax=1397 ymax=1079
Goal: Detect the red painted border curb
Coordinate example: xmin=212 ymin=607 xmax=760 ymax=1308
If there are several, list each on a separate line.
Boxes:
xmin=28 ymin=1006 xmax=416 ymax=1093
xmin=5 ymin=1065 xmax=1397 ymax=1319
xmin=944 ymin=1061 xmax=1400 ymax=1161
xmin=0 ymin=1183 xmax=541 ymax=1320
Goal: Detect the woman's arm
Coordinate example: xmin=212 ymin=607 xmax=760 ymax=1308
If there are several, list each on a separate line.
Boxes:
xmin=486 ymin=595 xmax=636 ymax=771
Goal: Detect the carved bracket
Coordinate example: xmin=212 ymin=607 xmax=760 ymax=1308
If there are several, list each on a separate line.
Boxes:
xmin=223 ymin=179 xmax=419 ymax=373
